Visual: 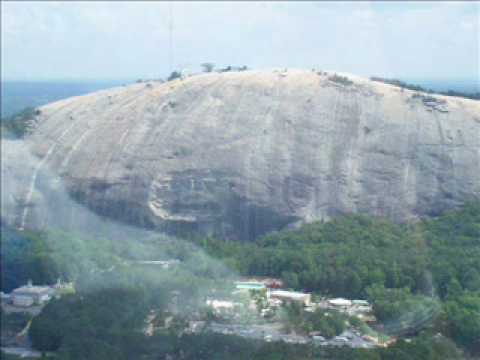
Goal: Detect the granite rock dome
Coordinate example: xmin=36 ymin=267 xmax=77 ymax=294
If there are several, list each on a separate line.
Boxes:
xmin=25 ymin=69 xmax=480 ymax=239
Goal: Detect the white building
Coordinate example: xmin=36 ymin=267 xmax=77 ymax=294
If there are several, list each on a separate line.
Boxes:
xmin=328 ymin=298 xmax=352 ymax=308
xmin=352 ymin=300 xmax=370 ymax=306
xmin=206 ymin=300 xmax=239 ymax=310
xmin=11 ymin=283 xmax=53 ymax=307
xmin=269 ymin=290 xmax=311 ymax=306
xmin=234 ymin=281 xmax=266 ymax=291
xmin=135 ymin=259 xmax=180 ymax=269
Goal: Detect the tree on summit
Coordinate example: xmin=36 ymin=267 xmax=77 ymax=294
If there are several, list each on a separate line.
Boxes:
xmin=201 ymin=63 xmax=215 ymax=73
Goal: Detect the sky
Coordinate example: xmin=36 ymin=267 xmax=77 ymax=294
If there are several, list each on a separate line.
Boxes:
xmin=1 ymin=1 xmax=479 ymax=82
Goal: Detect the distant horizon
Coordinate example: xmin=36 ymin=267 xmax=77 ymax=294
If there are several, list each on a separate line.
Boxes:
xmin=2 ymin=73 xmax=478 ymax=93
xmin=1 ymin=76 xmax=478 ymax=82
xmin=2 ymin=72 xmax=478 ymax=119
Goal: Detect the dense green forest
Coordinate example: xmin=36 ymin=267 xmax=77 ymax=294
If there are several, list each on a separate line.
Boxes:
xmin=197 ymin=203 xmax=480 ymax=301
xmin=195 ymin=202 xmax=480 ymax=352
xmin=1 ymin=203 xmax=479 ymax=358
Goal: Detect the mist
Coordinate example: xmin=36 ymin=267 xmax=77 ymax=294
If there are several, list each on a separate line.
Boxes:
xmin=1 ymin=131 xmax=445 ymax=339
xmin=1 ymin=134 xmax=239 ymax=314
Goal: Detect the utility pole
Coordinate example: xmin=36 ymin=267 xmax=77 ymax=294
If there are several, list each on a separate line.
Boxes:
xmin=168 ymin=1 xmax=174 ymax=75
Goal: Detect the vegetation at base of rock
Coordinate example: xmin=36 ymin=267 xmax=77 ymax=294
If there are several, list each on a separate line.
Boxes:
xmin=3 ymin=203 xmax=479 ymax=357
xmin=197 ymin=202 xmax=480 ymax=296
xmin=195 ymin=202 xmax=480 ymax=352
xmin=370 ymin=76 xmax=480 ymax=100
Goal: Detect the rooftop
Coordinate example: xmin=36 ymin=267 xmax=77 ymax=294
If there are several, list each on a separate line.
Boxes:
xmin=12 ymin=285 xmax=51 ymax=295
xmin=270 ymin=290 xmax=310 ymax=299
xmin=135 ymin=259 xmax=180 ymax=265
xmin=352 ymin=300 xmax=370 ymax=306
xmin=206 ymin=300 xmax=240 ymax=309
xmin=328 ymin=298 xmax=352 ymax=306
xmin=235 ymin=282 xmax=266 ymax=290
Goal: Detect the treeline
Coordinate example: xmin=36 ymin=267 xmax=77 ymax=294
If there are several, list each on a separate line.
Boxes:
xmin=0 ymin=106 xmax=38 ymax=138
xmin=195 ymin=202 xmax=480 ymax=352
xmin=198 ymin=215 xmax=429 ymax=298
xmin=2 ymin=203 xmax=479 ymax=357
xmin=1 ymin=223 xmax=123 ymax=292
xmin=1 ymin=225 xmax=59 ymax=292
xmin=30 ymin=288 xmax=154 ymax=356
xmin=198 ymin=203 xmax=480 ymax=299
xmin=370 ymin=76 xmax=480 ymax=100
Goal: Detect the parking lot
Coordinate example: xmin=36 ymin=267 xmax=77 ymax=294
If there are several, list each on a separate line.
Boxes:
xmin=205 ymin=323 xmax=376 ymax=348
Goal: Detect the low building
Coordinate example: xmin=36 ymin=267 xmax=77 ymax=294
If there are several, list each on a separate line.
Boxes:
xmin=352 ymin=300 xmax=369 ymax=306
xmin=206 ymin=299 xmax=241 ymax=310
xmin=312 ymin=335 xmax=327 ymax=344
xmin=240 ymin=277 xmax=284 ymax=289
xmin=235 ymin=282 xmax=266 ymax=291
xmin=349 ymin=299 xmax=373 ymax=316
xmin=268 ymin=298 xmax=283 ymax=307
xmin=269 ymin=290 xmax=311 ymax=306
xmin=135 ymin=259 xmax=180 ymax=269
xmin=358 ymin=313 xmax=377 ymax=323
xmin=206 ymin=299 xmax=243 ymax=317
xmin=11 ymin=283 xmax=53 ymax=307
xmin=188 ymin=321 xmax=206 ymax=333
xmin=328 ymin=298 xmax=352 ymax=308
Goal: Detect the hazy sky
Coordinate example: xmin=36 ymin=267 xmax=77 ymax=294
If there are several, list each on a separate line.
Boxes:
xmin=1 ymin=1 xmax=478 ymax=81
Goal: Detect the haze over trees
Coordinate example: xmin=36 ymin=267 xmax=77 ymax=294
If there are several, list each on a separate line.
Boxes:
xmin=195 ymin=202 xmax=480 ymax=353
xmin=2 ymin=203 xmax=479 ymax=357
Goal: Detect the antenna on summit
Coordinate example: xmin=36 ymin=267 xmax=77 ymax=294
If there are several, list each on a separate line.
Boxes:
xmin=168 ymin=2 xmax=174 ymax=74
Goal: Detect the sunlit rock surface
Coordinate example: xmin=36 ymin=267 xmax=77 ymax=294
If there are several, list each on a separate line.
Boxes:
xmin=23 ymin=69 xmax=480 ymax=240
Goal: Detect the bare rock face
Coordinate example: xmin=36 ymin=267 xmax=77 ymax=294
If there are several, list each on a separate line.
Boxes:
xmin=25 ymin=70 xmax=480 ymax=240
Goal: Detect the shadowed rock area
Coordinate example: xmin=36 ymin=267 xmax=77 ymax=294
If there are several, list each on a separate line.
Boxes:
xmin=20 ymin=69 xmax=480 ymax=240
